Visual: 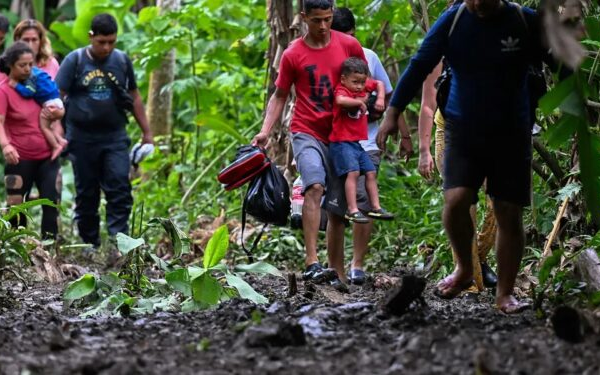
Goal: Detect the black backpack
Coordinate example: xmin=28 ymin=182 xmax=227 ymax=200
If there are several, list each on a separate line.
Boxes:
xmin=240 ymin=157 xmax=290 ymax=262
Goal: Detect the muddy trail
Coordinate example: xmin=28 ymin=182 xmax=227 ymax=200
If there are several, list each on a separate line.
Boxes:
xmin=1 ymin=270 xmax=600 ymax=375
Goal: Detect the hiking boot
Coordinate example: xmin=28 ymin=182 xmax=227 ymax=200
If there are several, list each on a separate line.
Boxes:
xmin=481 ymin=262 xmax=498 ymax=288
xmin=367 ymin=208 xmax=394 ymax=221
xmin=345 ymin=211 xmax=370 ymax=224
xmin=302 ymin=262 xmax=336 ymax=284
xmin=348 ymin=269 xmax=367 ymax=285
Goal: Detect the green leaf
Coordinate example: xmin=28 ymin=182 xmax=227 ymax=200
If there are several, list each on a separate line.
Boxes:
xmin=556 ymin=182 xmax=581 ymax=201
xmin=590 ymin=291 xmax=600 ymax=306
xmin=577 ymin=124 xmax=600 ymax=225
xmin=559 ymin=91 xmax=586 ymax=118
xmin=195 ymin=114 xmax=246 ymax=143
xmin=64 ymin=274 xmax=96 ymax=300
xmin=148 ymin=218 xmax=191 ymax=257
xmin=181 ymin=297 xmax=207 ymax=313
xmin=150 ymin=254 xmax=171 ymax=271
xmin=31 ymin=0 xmax=45 ymax=24
xmin=191 ymin=273 xmax=222 ymax=305
xmin=225 ymin=274 xmax=268 ymax=304
xmin=538 ymin=76 xmax=575 ymax=115
xmin=138 ymin=6 xmax=160 ymax=25
xmin=233 ymin=262 xmax=282 ymax=277
xmin=585 ymin=16 xmax=600 ymax=41
xmin=150 ymin=18 xmax=171 ymax=32
xmin=203 ymin=225 xmax=229 ymax=269
xmin=166 ymin=268 xmax=192 ymax=297
xmin=544 ymin=114 xmax=577 ymax=148
xmin=538 ymin=249 xmax=564 ymax=286
xmin=188 ymin=266 xmax=207 ymax=279
xmin=116 ymin=233 xmax=145 ymax=255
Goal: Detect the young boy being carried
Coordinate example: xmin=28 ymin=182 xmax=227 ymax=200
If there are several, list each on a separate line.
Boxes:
xmin=11 ymin=66 xmax=66 ymax=160
xmin=330 ymin=57 xmax=394 ymax=224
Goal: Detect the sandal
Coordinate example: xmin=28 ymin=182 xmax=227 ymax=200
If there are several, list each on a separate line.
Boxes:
xmin=345 ymin=211 xmax=370 ymax=224
xmin=367 ymin=208 xmax=395 ymax=220
xmin=433 ymin=273 xmax=474 ymax=299
xmin=496 ymin=298 xmax=530 ymax=315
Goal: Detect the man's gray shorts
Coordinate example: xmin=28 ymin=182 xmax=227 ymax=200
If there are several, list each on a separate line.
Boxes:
xmin=356 ymin=150 xmax=381 ymax=212
xmin=291 ymin=132 xmax=346 ymax=217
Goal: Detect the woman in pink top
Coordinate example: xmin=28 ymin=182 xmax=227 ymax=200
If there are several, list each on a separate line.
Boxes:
xmin=0 ymin=42 xmax=64 ymax=238
xmin=13 ymin=19 xmax=60 ymax=78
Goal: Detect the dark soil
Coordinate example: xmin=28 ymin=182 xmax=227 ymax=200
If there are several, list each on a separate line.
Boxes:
xmin=1 ymin=270 xmax=600 ymax=375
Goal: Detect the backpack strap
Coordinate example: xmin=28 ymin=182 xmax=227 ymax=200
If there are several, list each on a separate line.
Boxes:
xmin=74 ymin=47 xmax=85 ymax=81
xmin=509 ymin=2 xmax=528 ymax=32
xmin=448 ymin=3 xmax=467 ymax=37
xmin=113 ymin=49 xmax=131 ymax=89
xmin=240 ymin=193 xmax=262 ymax=264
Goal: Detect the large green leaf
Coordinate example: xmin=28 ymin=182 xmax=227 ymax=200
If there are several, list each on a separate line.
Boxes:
xmin=64 ymin=274 xmax=96 ymax=300
xmin=49 ymin=22 xmax=80 ymax=50
xmin=544 ymin=114 xmax=577 ymax=148
xmin=148 ymin=218 xmax=190 ymax=257
xmin=188 ymin=266 xmax=207 ymax=279
xmin=166 ymin=268 xmax=192 ymax=297
xmin=538 ymin=75 xmax=576 ymax=115
xmin=203 ymin=225 xmax=229 ymax=269
xmin=31 ymin=0 xmax=45 ymax=24
xmin=585 ymin=16 xmax=600 ymax=41
xmin=137 ymin=6 xmax=160 ymax=25
xmin=577 ymin=123 xmax=600 ymax=225
xmin=225 ymin=274 xmax=268 ymax=304
xmin=559 ymin=91 xmax=586 ymax=118
xmin=233 ymin=262 xmax=282 ymax=277
xmin=191 ymin=273 xmax=222 ymax=305
xmin=116 ymin=233 xmax=145 ymax=255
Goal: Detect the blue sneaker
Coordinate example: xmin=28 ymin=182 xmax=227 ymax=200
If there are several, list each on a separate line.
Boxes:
xmin=348 ymin=269 xmax=366 ymax=285
xmin=302 ymin=262 xmax=336 ymax=284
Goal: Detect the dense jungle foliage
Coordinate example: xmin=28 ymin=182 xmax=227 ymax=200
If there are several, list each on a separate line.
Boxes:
xmin=0 ymin=0 xmax=599 ymax=311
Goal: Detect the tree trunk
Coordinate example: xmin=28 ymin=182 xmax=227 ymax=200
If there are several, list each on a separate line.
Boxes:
xmin=264 ymin=0 xmax=302 ymax=174
xmin=10 ymin=0 xmax=32 ymax=19
xmin=146 ymin=0 xmax=180 ymax=138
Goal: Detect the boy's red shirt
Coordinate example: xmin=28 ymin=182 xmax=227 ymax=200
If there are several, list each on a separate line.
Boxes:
xmin=329 ymin=79 xmax=377 ymax=143
xmin=275 ymin=30 xmax=366 ymax=143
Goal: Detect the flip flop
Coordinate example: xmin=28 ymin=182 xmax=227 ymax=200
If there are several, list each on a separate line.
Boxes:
xmin=433 ymin=274 xmax=474 ymax=299
xmin=496 ymin=300 xmax=530 ymax=315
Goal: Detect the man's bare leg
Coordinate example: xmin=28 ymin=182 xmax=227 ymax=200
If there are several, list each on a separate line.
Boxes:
xmin=302 ymin=184 xmax=324 ymax=266
xmin=492 ymin=199 xmax=527 ymax=313
xmin=352 ymin=220 xmax=372 ymax=271
xmin=327 ymin=212 xmax=346 ymax=282
xmin=438 ymin=187 xmax=476 ymax=296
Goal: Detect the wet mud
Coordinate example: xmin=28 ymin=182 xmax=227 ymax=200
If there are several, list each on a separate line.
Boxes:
xmin=1 ymin=270 xmax=599 ymax=375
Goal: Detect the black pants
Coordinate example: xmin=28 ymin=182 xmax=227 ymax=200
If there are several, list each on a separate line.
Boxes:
xmin=68 ymin=127 xmax=132 ymax=247
xmin=4 ymin=158 xmax=60 ymax=238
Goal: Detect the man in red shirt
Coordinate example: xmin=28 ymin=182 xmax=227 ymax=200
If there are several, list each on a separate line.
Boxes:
xmin=252 ymin=0 xmax=366 ymax=289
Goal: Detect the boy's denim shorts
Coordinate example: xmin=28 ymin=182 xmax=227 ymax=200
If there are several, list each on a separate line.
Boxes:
xmin=329 ymin=141 xmax=375 ymax=177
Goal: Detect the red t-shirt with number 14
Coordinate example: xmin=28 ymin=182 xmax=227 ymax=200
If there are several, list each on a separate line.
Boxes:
xmin=275 ymin=30 xmax=366 ymax=144
xmin=329 ymin=79 xmax=377 ymax=143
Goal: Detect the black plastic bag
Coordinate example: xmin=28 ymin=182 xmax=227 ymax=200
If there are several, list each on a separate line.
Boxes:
xmin=244 ymin=162 xmax=290 ymax=226
xmin=240 ymin=161 xmax=290 ymax=262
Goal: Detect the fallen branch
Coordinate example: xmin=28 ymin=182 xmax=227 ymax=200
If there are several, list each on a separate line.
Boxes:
xmin=541 ymin=194 xmax=570 ymax=258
